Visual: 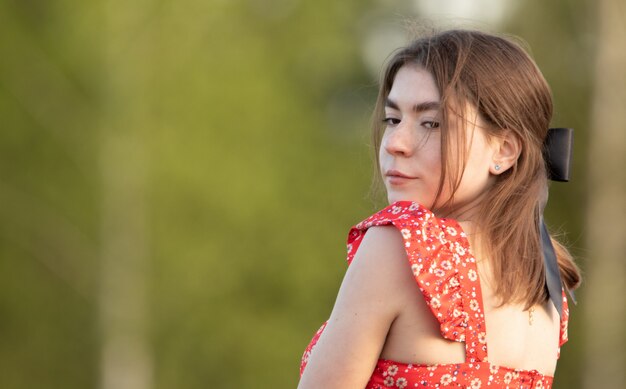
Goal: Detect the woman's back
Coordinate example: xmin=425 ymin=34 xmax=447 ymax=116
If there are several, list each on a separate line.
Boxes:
xmin=377 ymin=220 xmax=562 ymax=375
xmin=479 ymin=274 xmax=561 ymax=375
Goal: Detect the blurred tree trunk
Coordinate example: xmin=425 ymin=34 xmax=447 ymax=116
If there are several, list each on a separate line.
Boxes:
xmin=99 ymin=2 xmax=155 ymax=389
xmin=585 ymin=0 xmax=626 ymax=387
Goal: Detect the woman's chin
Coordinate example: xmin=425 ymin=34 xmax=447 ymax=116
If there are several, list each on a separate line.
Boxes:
xmin=386 ymin=192 xmax=426 ymax=206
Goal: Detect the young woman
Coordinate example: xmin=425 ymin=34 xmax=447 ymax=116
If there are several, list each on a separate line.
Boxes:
xmin=298 ymin=30 xmax=581 ymax=388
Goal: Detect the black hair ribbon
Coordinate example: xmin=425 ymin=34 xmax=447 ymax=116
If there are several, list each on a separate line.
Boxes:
xmin=541 ymin=127 xmax=575 ymax=317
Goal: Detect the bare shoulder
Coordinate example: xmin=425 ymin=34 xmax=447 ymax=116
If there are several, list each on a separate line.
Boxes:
xmin=343 ymin=225 xmax=416 ymax=310
xmin=355 ymin=225 xmax=410 ymax=264
xmin=350 ymin=226 xmax=411 ymax=285
xmin=297 ymin=225 xmax=415 ymax=388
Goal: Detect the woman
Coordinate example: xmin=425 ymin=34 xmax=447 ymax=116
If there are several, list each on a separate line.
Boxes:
xmin=298 ymin=29 xmax=581 ymax=388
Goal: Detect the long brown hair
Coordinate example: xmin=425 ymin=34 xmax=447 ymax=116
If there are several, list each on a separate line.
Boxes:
xmin=372 ymin=29 xmax=581 ymax=307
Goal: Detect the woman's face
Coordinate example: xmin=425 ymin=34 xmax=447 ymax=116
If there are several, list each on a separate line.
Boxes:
xmin=379 ymin=64 xmax=497 ymax=218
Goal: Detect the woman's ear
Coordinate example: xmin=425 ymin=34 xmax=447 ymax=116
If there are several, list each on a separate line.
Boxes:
xmin=490 ymin=130 xmax=522 ymax=175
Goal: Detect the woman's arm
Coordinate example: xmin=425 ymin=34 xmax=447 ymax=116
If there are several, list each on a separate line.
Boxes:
xmin=297 ymin=225 xmax=412 ymax=388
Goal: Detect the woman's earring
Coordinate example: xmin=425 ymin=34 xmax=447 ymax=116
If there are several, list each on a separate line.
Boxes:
xmin=494 ymin=164 xmax=501 ymax=171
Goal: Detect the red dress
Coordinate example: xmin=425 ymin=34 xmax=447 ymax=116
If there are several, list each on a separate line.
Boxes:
xmin=300 ymin=201 xmax=569 ymax=388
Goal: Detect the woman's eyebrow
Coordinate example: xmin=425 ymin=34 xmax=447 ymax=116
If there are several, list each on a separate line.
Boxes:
xmin=385 ymin=98 xmax=440 ymax=113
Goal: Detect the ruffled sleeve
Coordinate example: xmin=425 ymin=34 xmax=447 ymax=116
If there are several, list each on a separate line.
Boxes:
xmin=347 ymin=201 xmax=488 ymax=361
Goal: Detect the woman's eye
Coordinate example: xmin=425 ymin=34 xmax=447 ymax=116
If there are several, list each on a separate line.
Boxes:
xmin=382 ymin=117 xmax=401 ymax=125
xmin=422 ymin=120 xmax=440 ymax=129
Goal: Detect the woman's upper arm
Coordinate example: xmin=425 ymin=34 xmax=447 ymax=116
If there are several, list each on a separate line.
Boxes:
xmin=298 ymin=225 xmax=413 ymax=389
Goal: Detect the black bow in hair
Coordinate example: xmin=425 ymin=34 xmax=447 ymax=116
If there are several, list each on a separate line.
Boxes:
xmin=545 ymin=128 xmax=574 ymax=182
xmin=540 ymin=128 xmax=575 ymax=318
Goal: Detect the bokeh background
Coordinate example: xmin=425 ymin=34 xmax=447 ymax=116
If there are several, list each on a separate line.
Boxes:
xmin=1 ymin=0 xmax=624 ymax=388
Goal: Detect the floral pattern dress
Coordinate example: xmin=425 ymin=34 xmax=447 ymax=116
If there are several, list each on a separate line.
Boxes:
xmin=300 ymin=201 xmax=569 ymax=388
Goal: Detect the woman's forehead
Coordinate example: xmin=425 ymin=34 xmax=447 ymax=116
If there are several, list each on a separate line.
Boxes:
xmin=387 ymin=65 xmax=440 ymax=108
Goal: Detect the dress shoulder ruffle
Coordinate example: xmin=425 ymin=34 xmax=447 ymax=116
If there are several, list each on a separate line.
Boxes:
xmin=346 ymin=201 xmax=487 ymax=357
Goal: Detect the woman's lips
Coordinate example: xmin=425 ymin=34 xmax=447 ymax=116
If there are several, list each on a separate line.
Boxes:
xmin=385 ymin=170 xmax=417 ymax=185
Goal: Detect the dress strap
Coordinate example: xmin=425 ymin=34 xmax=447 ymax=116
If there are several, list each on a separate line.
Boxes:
xmin=347 ymin=201 xmax=489 ymax=363
xmin=557 ymin=289 xmax=570 ymax=358
xmin=447 ymin=218 xmax=489 ymax=363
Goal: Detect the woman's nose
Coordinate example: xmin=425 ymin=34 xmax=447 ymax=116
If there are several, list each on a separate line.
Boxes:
xmin=383 ymin=123 xmax=414 ymax=157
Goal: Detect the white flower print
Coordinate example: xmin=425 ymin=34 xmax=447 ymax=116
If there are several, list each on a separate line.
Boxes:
xmin=387 ymin=365 xmax=398 ymax=376
xmin=535 ymin=380 xmax=544 ymax=389
xmin=468 ymin=269 xmax=478 ymax=282
xmin=455 ymin=243 xmax=466 ymax=255
xmin=504 ymin=372 xmax=513 ymax=384
xmin=446 ymin=226 xmax=458 ymax=236
xmin=411 ymin=263 xmax=423 ymax=276
xmin=470 ymin=378 xmax=482 ymax=388
xmin=384 ymin=376 xmax=395 ymax=386
xmin=302 ymin=350 xmax=311 ymax=364
xmin=478 ymin=332 xmax=486 ymax=344
xmin=434 ymin=268 xmax=445 ymax=277
xmin=489 ymin=364 xmax=499 ymax=375
xmin=469 ymin=299 xmax=479 ymax=311
xmin=391 ymin=205 xmax=402 ymax=214
xmin=440 ymin=260 xmax=452 ymax=270
xmin=409 ymin=202 xmax=419 ymax=211
xmin=401 ymin=228 xmax=411 ymax=239
xmin=449 ymin=277 xmax=460 ymax=287
xmin=396 ymin=377 xmax=407 ymax=388
xmin=430 ymin=297 xmax=441 ymax=309
xmin=440 ymin=374 xmax=453 ymax=385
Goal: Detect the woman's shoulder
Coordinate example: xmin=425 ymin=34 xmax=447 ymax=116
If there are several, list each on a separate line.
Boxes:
xmin=345 ymin=201 xmax=481 ymax=345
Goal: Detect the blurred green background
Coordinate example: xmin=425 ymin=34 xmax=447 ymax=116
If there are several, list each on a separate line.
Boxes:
xmin=0 ymin=0 xmax=623 ymax=388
